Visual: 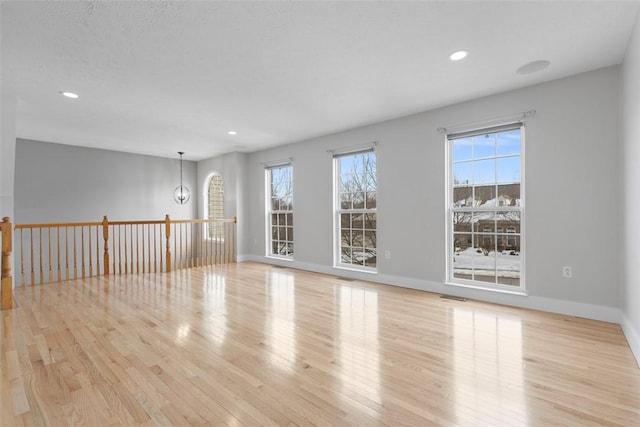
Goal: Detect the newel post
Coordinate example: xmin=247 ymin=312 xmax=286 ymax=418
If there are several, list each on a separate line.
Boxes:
xmin=165 ymin=214 xmax=171 ymax=273
xmin=1 ymin=217 xmax=14 ymax=310
xmin=102 ymin=216 xmax=110 ymax=276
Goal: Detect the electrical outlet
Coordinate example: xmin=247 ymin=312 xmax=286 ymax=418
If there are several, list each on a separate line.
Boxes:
xmin=385 ymin=250 xmax=391 ymax=259
xmin=562 ymin=266 xmax=572 ymax=278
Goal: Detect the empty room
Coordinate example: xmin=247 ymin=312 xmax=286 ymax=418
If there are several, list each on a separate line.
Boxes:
xmin=1 ymin=1 xmax=640 ymax=425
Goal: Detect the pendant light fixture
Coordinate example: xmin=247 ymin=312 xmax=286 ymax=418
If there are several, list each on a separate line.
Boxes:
xmin=173 ymin=151 xmax=191 ymax=204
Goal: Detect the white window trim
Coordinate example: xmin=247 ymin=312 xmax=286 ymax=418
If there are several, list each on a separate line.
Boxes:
xmin=333 ymin=149 xmax=377 ymax=272
xmin=265 ymin=163 xmax=294 ymax=260
xmin=203 ymin=171 xmax=225 ymax=242
xmin=445 ymin=123 xmax=526 ymax=293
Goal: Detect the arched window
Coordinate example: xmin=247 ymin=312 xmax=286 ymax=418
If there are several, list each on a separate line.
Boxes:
xmin=207 ymin=173 xmax=224 ymax=239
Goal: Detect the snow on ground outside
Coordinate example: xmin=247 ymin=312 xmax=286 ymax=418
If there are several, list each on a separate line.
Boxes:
xmin=453 ymin=247 xmax=520 ymax=278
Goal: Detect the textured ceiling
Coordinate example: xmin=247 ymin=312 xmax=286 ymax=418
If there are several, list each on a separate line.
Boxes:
xmin=2 ymin=1 xmax=639 ymax=160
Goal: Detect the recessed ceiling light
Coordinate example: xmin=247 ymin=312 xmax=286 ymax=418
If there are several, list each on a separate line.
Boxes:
xmin=228 ymin=130 xmax=237 ymax=135
xmin=60 ymin=91 xmax=79 ymax=99
xmin=449 ymin=50 xmax=468 ymax=61
xmin=516 ymin=60 xmax=550 ymax=75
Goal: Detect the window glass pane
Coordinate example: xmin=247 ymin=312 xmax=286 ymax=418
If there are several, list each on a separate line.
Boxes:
xmin=364 ymin=230 xmax=376 ymax=249
xmin=453 ymin=212 xmax=472 ymax=233
xmin=364 ymin=249 xmax=377 ymax=268
xmin=474 ymin=250 xmax=496 ymax=283
xmin=351 ymin=230 xmax=363 ymax=247
xmin=353 ymin=191 xmax=365 ymax=209
xmin=365 ymin=192 xmax=376 ymax=209
xmin=474 ymin=159 xmax=495 ymax=185
xmin=363 ymin=213 xmax=376 ymax=230
xmin=341 ymin=247 xmax=352 ymax=264
xmin=352 ymin=214 xmax=364 ymax=230
xmin=498 ymin=184 xmax=520 ymax=206
xmin=341 ymin=213 xmax=350 ymax=228
xmin=453 ymin=233 xmax=472 ymax=251
xmin=453 ymin=162 xmax=472 ymax=187
xmin=473 ymin=134 xmax=496 ymax=159
xmin=497 ymin=129 xmax=521 ymax=156
xmin=472 ymin=211 xmax=494 ymax=232
xmin=497 ymin=157 xmax=520 ymax=184
xmin=452 ymin=137 xmax=473 ymax=162
xmin=473 ymin=184 xmax=495 ymax=207
xmin=285 ymin=213 xmax=293 ymax=227
xmin=341 ymin=230 xmax=351 ymax=246
xmin=341 ymin=192 xmax=352 ymax=210
xmin=453 ymin=186 xmax=472 ymax=207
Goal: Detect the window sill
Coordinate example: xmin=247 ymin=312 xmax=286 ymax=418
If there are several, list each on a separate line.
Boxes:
xmin=334 ymin=265 xmax=378 ymax=275
xmin=265 ymin=255 xmax=294 ymax=262
xmin=445 ymin=280 xmax=527 ymax=296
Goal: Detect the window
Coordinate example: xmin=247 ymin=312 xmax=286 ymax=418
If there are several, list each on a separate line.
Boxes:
xmin=266 ymin=164 xmax=293 ymax=258
xmin=334 ymin=150 xmax=377 ymax=270
xmin=448 ymin=123 xmax=524 ymax=289
xmin=207 ymin=173 xmax=224 ymax=239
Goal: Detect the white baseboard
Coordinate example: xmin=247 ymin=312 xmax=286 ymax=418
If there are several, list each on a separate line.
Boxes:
xmin=240 ymin=255 xmax=620 ymax=323
xmin=621 ymin=313 xmax=640 ymax=368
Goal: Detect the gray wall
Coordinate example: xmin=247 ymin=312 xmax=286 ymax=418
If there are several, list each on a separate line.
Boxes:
xmin=244 ymin=66 xmax=621 ymax=318
xmin=1 ymin=90 xmax=17 ymax=219
xmin=622 ymin=11 xmax=640 ymax=365
xmin=15 ymin=139 xmax=198 ymax=223
xmin=197 ymin=151 xmax=249 ymax=256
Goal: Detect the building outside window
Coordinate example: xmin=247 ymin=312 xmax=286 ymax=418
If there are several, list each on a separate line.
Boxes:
xmin=447 ymin=123 xmax=524 ymax=289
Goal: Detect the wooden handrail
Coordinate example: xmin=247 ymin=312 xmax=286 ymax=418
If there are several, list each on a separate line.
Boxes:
xmin=1 ymin=217 xmax=13 ymax=309
xmin=0 ymin=215 xmax=238 ymax=300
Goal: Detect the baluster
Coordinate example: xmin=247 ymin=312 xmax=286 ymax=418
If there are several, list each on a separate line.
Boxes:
xmin=48 ymin=228 xmax=52 ymax=282
xmin=103 ymin=216 xmax=109 ymax=276
xmin=123 ymin=224 xmax=128 ymax=274
xmin=73 ymin=226 xmax=77 ymax=280
xmin=56 ymin=227 xmax=61 ymax=282
xmin=88 ymin=226 xmax=93 ymax=277
xmin=30 ymin=228 xmax=35 ymax=285
xmin=65 ymin=227 xmax=70 ymax=281
xmin=173 ymin=223 xmax=177 ymax=271
xmin=165 ymin=215 xmax=171 ymax=273
xmin=135 ymin=224 xmax=140 ymax=274
xmin=142 ymin=224 xmax=147 ymax=274
xmin=39 ymin=228 xmax=44 ymax=284
xmin=153 ymin=224 xmax=157 ymax=273
xmin=81 ymin=227 xmax=86 ymax=279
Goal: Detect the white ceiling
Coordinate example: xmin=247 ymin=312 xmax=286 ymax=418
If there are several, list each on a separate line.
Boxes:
xmin=2 ymin=1 xmax=639 ymax=161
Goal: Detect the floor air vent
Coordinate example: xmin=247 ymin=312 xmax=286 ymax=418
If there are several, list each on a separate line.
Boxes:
xmin=440 ymin=294 xmax=467 ymax=302
xmin=336 ymin=277 xmax=355 ymax=282
xmin=272 ymin=265 xmax=288 ymax=269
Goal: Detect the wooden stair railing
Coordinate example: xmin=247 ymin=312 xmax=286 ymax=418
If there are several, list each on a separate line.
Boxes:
xmin=0 ymin=215 xmax=237 ymax=309
xmin=2 ymin=217 xmax=13 ymax=309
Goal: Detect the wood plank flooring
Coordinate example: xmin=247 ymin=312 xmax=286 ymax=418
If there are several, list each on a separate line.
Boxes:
xmin=1 ymin=261 xmax=639 ymax=426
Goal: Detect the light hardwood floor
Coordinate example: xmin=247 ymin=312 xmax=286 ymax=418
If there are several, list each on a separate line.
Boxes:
xmin=1 ymin=262 xmax=639 ymax=426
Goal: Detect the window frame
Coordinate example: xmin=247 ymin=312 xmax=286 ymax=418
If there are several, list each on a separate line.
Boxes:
xmin=445 ymin=122 xmax=526 ymax=293
xmin=333 ymin=148 xmax=377 ymax=272
xmin=265 ymin=163 xmax=294 ymax=260
xmin=205 ymin=172 xmax=225 ymax=241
